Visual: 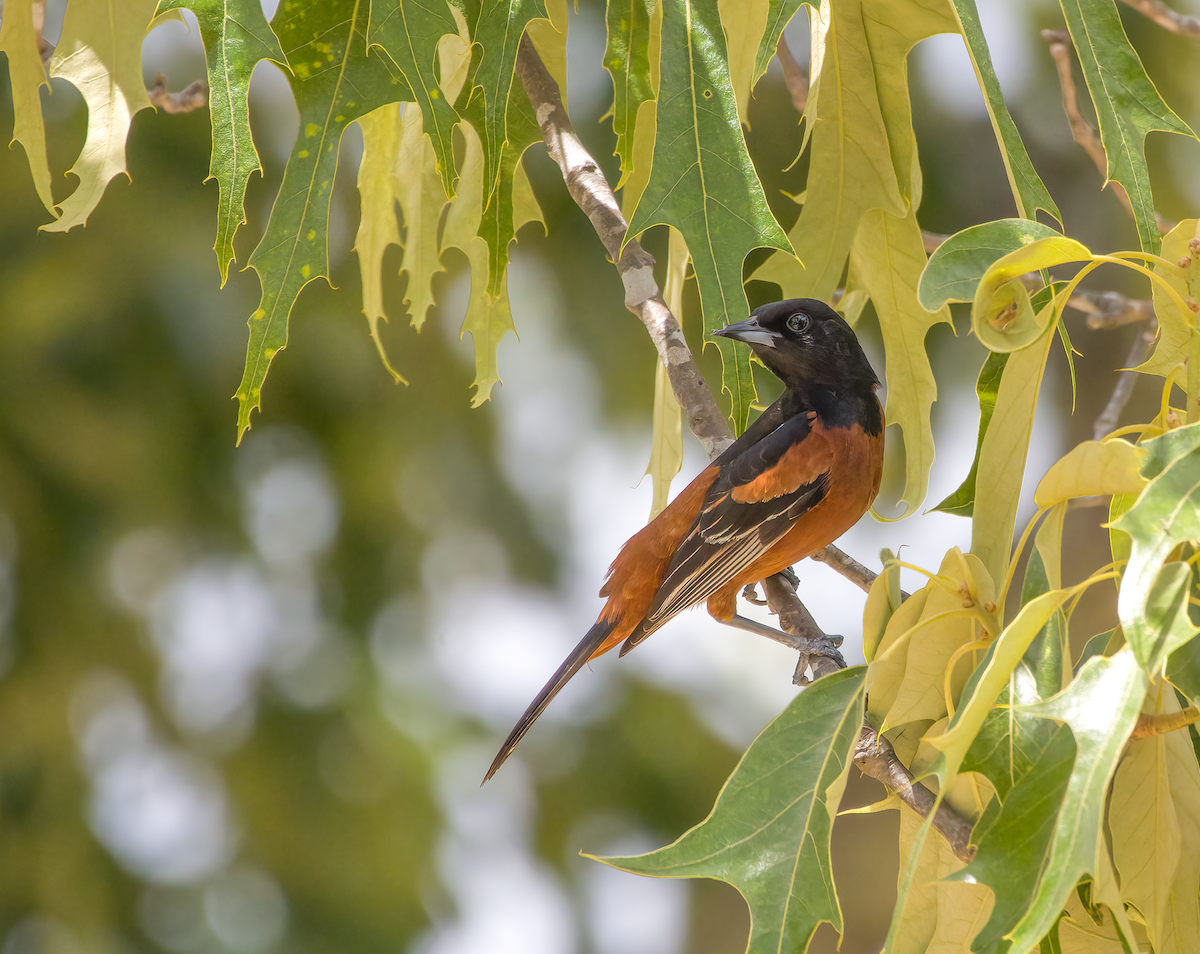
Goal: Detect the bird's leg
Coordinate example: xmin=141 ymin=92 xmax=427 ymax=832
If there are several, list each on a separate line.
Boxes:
xmin=761 ymin=571 xmax=847 ymax=685
xmin=718 ymin=569 xmax=847 ymax=686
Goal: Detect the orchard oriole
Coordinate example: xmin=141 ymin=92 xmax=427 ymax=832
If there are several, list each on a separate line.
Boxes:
xmin=484 ymin=298 xmax=884 ymax=781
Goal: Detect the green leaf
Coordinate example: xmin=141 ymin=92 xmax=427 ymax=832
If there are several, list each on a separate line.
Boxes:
xmin=353 ymin=103 xmax=406 ymax=383
xmin=40 ymin=0 xmax=160 ymax=233
xmin=624 ymin=0 xmax=791 ymax=433
xmin=645 ymin=227 xmax=688 ymax=520
xmin=1058 ymin=0 xmax=1196 ymax=254
xmin=946 ymin=0 xmax=1060 ymax=223
xmin=463 ymin=0 xmax=548 ymax=198
xmin=0 ymin=0 xmax=55 ymax=214
xmin=1114 ymin=445 xmax=1200 ymax=673
xmin=604 ymin=0 xmax=658 ymax=184
xmin=1140 ymin=220 xmax=1199 ymax=378
xmin=954 ymin=724 xmax=1076 ymax=954
xmin=850 ymin=208 xmax=951 ymax=517
xmin=917 ymin=218 xmax=1062 ymax=313
xmin=596 ymin=666 xmax=866 ymax=954
xmin=751 ymin=1 xmax=808 ymax=85
xmin=155 ymin=0 xmax=287 ymax=282
xmin=1142 ymin=419 xmax=1200 ymax=479
xmin=1168 ymin=635 xmax=1200 ymax=705
xmin=234 ymin=0 xmax=410 ymax=438
xmin=367 ymin=0 xmax=463 ymax=197
xmin=1110 ymin=688 xmax=1200 ymax=954
xmin=932 ymin=350 xmax=1007 ymax=517
xmin=1003 ymin=649 xmax=1148 ymax=952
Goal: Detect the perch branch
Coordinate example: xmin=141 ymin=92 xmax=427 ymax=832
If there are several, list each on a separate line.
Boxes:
xmin=1119 ymin=0 xmax=1200 ymax=37
xmin=1129 ymin=705 xmax=1200 ymax=742
xmin=1042 ymin=30 xmax=1175 ymax=235
xmin=853 ymin=726 xmax=977 ymax=863
xmin=775 ymin=34 xmax=809 ymax=114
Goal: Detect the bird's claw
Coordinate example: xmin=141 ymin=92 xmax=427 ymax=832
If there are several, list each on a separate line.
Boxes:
xmin=792 ymin=635 xmax=847 ymax=686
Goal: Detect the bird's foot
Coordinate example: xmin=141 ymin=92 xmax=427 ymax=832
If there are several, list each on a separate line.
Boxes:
xmin=791 ymin=635 xmax=846 ymax=687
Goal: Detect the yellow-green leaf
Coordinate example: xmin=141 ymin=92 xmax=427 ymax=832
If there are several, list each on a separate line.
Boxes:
xmin=1033 ymin=439 xmax=1148 ymax=509
xmin=41 ymin=0 xmax=160 ymax=233
xmin=1140 ymin=219 xmax=1200 ymax=378
xmin=0 ymin=0 xmax=54 ymax=215
xmin=851 ymin=207 xmax=950 ymax=518
xmin=971 ymin=236 xmax=1089 ymax=353
xmin=354 ymin=103 xmax=406 ymax=383
xmin=395 ymin=102 xmax=450 ymax=331
xmin=718 ymin=0 xmax=769 ymax=125
xmin=645 ymin=227 xmax=687 ymax=519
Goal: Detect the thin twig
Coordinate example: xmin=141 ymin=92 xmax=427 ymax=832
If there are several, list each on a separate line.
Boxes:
xmin=1094 ymin=323 xmax=1158 ymax=440
xmin=1129 ymin=705 xmax=1200 ymax=742
xmin=149 ymin=75 xmax=208 ymax=114
xmin=853 ymin=726 xmax=976 ymax=863
xmin=1042 ymin=30 xmax=1175 ymax=235
xmin=1119 ymin=0 xmax=1200 ymax=37
xmin=775 ymin=34 xmax=808 ymax=114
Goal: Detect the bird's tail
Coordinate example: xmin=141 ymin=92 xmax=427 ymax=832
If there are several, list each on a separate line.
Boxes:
xmin=483 ymin=618 xmax=617 ymax=783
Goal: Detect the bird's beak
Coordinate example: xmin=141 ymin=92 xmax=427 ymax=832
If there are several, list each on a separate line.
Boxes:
xmin=713 ymin=316 xmax=780 ymax=348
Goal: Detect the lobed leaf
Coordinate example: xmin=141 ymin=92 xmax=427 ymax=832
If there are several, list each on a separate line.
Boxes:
xmin=395 ymin=102 xmax=452 ymax=332
xmin=1140 ymin=220 xmax=1200 ymax=378
xmin=604 ymin=0 xmax=658 ymax=184
xmin=368 ymin=0 xmax=464 ymax=197
xmin=955 ymin=724 xmax=1076 ymax=954
xmin=234 ymin=0 xmax=410 ymax=438
xmin=851 ymin=208 xmax=950 ymax=517
xmin=354 ymin=102 xmax=406 ymax=383
xmin=946 ymin=0 xmax=1060 ymax=223
xmin=41 ymin=0 xmax=160 ymax=233
xmin=1113 ymin=442 xmax=1200 ymax=674
xmin=596 ymin=667 xmax=866 ymax=954
xmin=751 ymin=1 xmax=808 ymax=86
xmin=718 ymin=0 xmax=769 ymax=125
xmin=1058 ymin=0 xmax=1196 ymax=254
xmin=155 ymin=0 xmax=287 ymax=282
xmin=625 ymin=0 xmax=791 ymax=433
xmin=1003 ymin=650 xmax=1148 ymax=951
xmin=1110 ymin=687 xmax=1200 ymax=954
xmin=917 ymin=218 xmax=1062 ymax=313
xmin=463 ymin=0 xmax=549 ymax=199
xmin=0 ymin=0 xmax=55 ymax=215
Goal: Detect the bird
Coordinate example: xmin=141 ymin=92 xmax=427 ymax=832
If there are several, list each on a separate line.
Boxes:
xmin=483 ymin=298 xmax=884 ymax=782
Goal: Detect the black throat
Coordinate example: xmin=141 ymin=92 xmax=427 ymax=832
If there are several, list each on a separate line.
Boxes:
xmin=787 ymin=381 xmax=883 ymax=435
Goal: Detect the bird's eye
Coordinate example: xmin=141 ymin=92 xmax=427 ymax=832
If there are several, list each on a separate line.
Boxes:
xmin=786 ymin=313 xmax=811 ymax=334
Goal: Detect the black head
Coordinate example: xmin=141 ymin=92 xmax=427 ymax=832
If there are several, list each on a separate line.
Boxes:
xmin=712 ymin=298 xmax=880 ymax=392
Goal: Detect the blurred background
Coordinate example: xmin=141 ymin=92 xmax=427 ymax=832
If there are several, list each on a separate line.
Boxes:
xmin=0 ymin=1 xmax=1197 ymax=952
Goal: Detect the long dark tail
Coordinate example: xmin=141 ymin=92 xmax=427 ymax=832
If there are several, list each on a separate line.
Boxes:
xmin=483 ymin=618 xmax=616 ymax=783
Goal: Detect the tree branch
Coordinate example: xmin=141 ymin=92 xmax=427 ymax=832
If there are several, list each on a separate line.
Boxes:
xmin=854 ymin=725 xmax=976 ymax=863
xmin=1042 ymin=29 xmax=1175 ymax=235
xmin=1130 ymin=705 xmax=1200 ymax=742
xmin=1094 ymin=323 xmax=1157 ymax=440
xmin=149 ymin=75 xmax=208 ymax=114
xmin=1119 ymin=0 xmax=1200 ymax=38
